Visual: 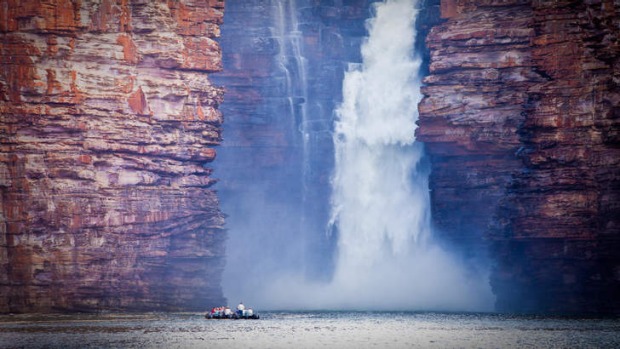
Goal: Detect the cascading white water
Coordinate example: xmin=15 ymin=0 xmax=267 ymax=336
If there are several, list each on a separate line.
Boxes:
xmin=273 ymin=0 xmax=314 ymax=221
xmin=274 ymin=0 xmax=309 ymax=143
xmin=329 ymin=0 xmax=428 ymax=270
xmin=252 ymin=0 xmax=493 ymax=311
xmin=320 ymin=0 xmax=493 ymax=310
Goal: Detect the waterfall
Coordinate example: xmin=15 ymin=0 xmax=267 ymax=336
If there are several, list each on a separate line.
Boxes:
xmin=235 ymin=0 xmax=493 ymax=311
xmin=329 ymin=0 xmax=428 ymax=272
xmin=318 ymin=0 xmax=493 ymax=310
xmin=274 ymin=0 xmax=309 ymax=150
xmin=273 ymin=0 xmax=335 ymax=282
xmin=273 ymin=0 xmax=313 ymax=245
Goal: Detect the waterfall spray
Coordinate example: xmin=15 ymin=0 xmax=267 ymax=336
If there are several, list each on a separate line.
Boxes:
xmin=320 ymin=0 xmax=493 ymax=310
xmin=329 ymin=0 xmax=428 ymax=271
xmin=274 ymin=0 xmax=309 ymax=153
xmin=273 ymin=0 xmax=314 ymax=254
xmin=248 ymin=0 xmax=493 ymax=311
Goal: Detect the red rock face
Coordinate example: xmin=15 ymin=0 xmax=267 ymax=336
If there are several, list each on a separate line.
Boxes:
xmin=419 ymin=0 xmax=620 ymax=314
xmin=0 ymin=0 xmax=226 ymax=312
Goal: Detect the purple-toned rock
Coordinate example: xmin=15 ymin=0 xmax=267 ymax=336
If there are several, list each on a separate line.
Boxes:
xmin=418 ymin=0 xmax=620 ymax=314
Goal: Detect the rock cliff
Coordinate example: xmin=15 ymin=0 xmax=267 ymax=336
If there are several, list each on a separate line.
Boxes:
xmin=418 ymin=0 xmax=620 ymax=314
xmin=3 ymin=0 xmax=618 ymax=315
xmin=0 ymin=0 xmax=226 ymax=312
xmin=212 ymin=0 xmax=371 ymax=286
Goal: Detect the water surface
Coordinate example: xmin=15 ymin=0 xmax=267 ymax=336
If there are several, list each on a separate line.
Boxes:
xmin=1 ymin=311 xmax=619 ymax=348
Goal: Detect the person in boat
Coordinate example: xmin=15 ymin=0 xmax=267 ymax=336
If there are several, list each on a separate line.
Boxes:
xmin=237 ymin=301 xmax=245 ymax=316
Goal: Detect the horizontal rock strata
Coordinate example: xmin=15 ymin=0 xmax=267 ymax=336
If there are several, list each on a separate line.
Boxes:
xmin=0 ymin=0 xmax=227 ymax=312
xmin=419 ymin=0 xmax=620 ymax=314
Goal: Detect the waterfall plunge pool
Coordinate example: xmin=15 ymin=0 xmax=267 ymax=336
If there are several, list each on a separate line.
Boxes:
xmin=1 ymin=311 xmax=619 ymax=348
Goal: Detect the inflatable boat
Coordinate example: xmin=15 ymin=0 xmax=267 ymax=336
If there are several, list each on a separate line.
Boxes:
xmin=205 ymin=307 xmax=259 ymax=320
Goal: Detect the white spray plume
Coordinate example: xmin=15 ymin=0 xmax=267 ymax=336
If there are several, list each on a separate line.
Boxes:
xmin=330 ymin=0 xmax=426 ymax=270
xmin=228 ymin=0 xmax=494 ymax=311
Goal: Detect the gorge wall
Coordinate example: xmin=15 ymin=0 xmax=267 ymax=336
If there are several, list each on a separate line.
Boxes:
xmin=0 ymin=0 xmax=226 ymax=312
xmin=212 ymin=0 xmax=371 ymax=295
xmin=215 ymin=0 xmax=619 ymax=314
xmin=1 ymin=0 xmax=618 ymax=315
xmin=418 ymin=0 xmax=620 ymax=313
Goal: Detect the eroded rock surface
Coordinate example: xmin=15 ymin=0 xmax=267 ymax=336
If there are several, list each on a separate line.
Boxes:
xmin=418 ymin=0 xmax=620 ymax=313
xmin=0 ymin=0 xmax=226 ymax=312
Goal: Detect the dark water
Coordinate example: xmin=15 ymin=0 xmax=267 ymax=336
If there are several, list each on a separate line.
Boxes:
xmin=1 ymin=311 xmax=619 ymax=348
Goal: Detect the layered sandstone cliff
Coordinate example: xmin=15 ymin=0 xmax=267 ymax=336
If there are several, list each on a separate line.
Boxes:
xmin=418 ymin=0 xmax=620 ymax=313
xmin=0 ymin=0 xmax=226 ymax=312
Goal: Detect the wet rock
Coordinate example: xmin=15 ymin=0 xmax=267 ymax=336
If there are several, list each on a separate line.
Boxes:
xmin=211 ymin=0 xmax=371 ymax=282
xmin=418 ymin=0 xmax=620 ymax=314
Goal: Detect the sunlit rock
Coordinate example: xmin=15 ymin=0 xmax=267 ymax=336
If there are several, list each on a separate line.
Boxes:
xmin=0 ymin=0 xmax=226 ymax=313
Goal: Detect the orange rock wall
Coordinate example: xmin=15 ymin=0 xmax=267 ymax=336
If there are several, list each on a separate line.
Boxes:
xmin=0 ymin=0 xmax=226 ymax=312
xmin=419 ymin=0 xmax=620 ymax=313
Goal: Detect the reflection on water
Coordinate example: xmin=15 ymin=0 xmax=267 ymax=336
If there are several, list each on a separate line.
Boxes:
xmin=1 ymin=312 xmax=619 ymax=348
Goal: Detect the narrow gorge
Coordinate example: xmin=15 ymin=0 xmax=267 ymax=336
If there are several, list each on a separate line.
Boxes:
xmin=1 ymin=0 xmax=618 ymax=315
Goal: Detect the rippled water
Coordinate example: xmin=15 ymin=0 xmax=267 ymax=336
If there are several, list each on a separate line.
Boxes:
xmin=1 ymin=311 xmax=619 ymax=348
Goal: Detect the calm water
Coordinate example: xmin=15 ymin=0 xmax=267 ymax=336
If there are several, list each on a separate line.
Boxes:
xmin=1 ymin=311 xmax=619 ymax=348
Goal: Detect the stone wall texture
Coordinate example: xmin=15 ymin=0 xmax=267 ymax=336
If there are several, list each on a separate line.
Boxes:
xmin=418 ymin=0 xmax=620 ymax=314
xmin=0 ymin=0 xmax=227 ymax=312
